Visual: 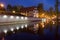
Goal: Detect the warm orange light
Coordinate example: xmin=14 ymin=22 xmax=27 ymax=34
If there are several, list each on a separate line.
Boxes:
xmin=42 ymin=14 xmax=44 ymax=16
xmin=52 ymin=15 xmax=57 ymax=19
xmin=46 ymin=19 xmax=49 ymax=23
xmin=36 ymin=24 xmax=39 ymax=28
xmin=52 ymin=21 xmax=55 ymax=24
xmin=40 ymin=13 xmax=45 ymax=18
xmin=41 ymin=22 xmax=45 ymax=28
xmin=0 ymin=3 xmax=4 ymax=7
xmin=12 ymin=11 xmax=15 ymax=13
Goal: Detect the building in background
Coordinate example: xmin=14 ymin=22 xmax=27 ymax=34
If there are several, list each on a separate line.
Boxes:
xmin=20 ymin=6 xmax=39 ymax=17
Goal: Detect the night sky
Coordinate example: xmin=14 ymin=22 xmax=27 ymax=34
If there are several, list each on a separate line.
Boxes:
xmin=0 ymin=0 xmax=58 ymax=10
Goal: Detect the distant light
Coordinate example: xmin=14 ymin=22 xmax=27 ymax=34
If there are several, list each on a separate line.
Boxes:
xmin=41 ymin=22 xmax=45 ymax=28
xmin=36 ymin=13 xmax=39 ymax=18
xmin=10 ymin=16 xmax=14 ymax=19
xmin=0 ymin=4 xmax=4 ymax=7
xmin=21 ymin=17 xmax=24 ymax=19
xmin=12 ymin=11 xmax=15 ymax=13
xmin=42 ymin=18 xmax=46 ymax=22
xmin=42 ymin=14 xmax=44 ymax=16
xmin=3 ymin=30 xmax=7 ymax=34
xmin=25 ymin=24 xmax=27 ymax=28
xmin=25 ymin=17 xmax=28 ymax=20
xmin=42 ymin=24 xmax=44 ymax=28
xmin=36 ymin=24 xmax=39 ymax=28
xmin=52 ymin=21 xmax=55 ymax=24
xmin=21 ymin=25 xmax=24 ymax=29
xmin=16 ymin=26 xmax=19 ymax=30
xmin=3 ymin=15 xmax=7 ymax=18
xmin=10 ymin=28 xmax=14 ymax=31
xmin=16 ymin=16 xmax=19 ymax=19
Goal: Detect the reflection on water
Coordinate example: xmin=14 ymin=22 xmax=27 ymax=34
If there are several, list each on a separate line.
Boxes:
xmin=0 ymin=20 xmax=60 ymax=40
xmin=40 ymin=22 xmax=45 ymax=28
xmin=52 ymin=21 xmax=55 ymax=24
xmin=0 ymin=21 xmax=57 ymax=33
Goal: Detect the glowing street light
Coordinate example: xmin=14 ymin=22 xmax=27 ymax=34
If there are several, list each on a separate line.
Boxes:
xmin=0 ymin=3 xmax=4 ymax=7
xmin=16 ymin=26 xmax=19 ymax=30
xmin=10 ymin=16 xmax=14 ymax=19
xmin=42 ymin=18 xmax=46 ymax=22
xmin=3 ymin=15 xmax=7 ymax=18
xmin=21 ymin=17 xmax=24 ymax=19
xmin=16 ymin=16 xmax=19 ymax=19
xmin=25 ymin=17 xmax=28 ymax=20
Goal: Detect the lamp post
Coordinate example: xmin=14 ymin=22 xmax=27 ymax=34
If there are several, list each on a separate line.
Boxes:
xmin=0 ymin=3 xmax=5 ymax=13
xmin=0 ymin=3 xmax=4 ymax=8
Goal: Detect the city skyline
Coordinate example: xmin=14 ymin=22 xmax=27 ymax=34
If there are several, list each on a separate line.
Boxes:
xmin=0 ymin=0 xmax=56 ymax=10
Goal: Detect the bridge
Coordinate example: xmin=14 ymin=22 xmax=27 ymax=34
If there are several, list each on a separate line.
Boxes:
xmin=0 ymin=12 xmax=41 ymax=33
xmin=0 ymin=13 xmax=41 ymax=25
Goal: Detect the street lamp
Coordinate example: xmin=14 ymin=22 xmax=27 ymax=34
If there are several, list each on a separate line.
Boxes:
xmin=0 ymin=3 xmax=4 ymax=7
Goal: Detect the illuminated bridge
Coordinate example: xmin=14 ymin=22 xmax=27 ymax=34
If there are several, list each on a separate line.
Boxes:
xmin=0 ymin=12 xmax=42 ymax=33
xmin=0 ymin=12 xmax=47 ymax=34
xmin=0 ymin=12 xmax=41 ymax=25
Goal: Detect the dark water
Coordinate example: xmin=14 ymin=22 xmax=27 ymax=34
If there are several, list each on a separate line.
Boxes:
xmin=0 ymin=21 xmax=60 ymax=40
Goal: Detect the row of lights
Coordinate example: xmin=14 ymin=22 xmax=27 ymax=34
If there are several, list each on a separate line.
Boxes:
xmin=3 ymin=24 xmax=28 ymax=34
xmin=2 ymin=15 xmax=28 ymax=20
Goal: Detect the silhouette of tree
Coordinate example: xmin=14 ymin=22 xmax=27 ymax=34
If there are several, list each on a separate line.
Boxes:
xmin=49 ymin=7 xmax=54 ymax=16
xmin=7 ymin=4 xmax=12 ymax=11
xmin=37 ymin=3 xmax=44 ymax=13
xmin=12 ymin=6 xmax=17 ymax=11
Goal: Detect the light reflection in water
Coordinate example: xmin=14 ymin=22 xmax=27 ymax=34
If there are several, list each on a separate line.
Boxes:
xmin=21 ymin=25 xmax=24 ymax=29
xmin=33 ymin=24 xmax=39 ymax=32
xmin=40 ymin=22 xmax=45 ymax=28
xmin=0 ymin=21 xmax=56 ymax=33
xmin=34 ymin=24 xmax=39 ymax=28
xmin=25 ymin=24 xmax=28 ymax=28
xmin=10 ymin=28 xmax=14 ymax=31
xmin=52 ymin=21 xmax=55 ymax=24
xmin=16 ymin=26 xmax=20 ymax=30
xmin=3 ymin=29 xmax=8 ymax=34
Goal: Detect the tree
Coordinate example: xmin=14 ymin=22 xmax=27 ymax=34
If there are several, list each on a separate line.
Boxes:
xmin=12 ymin=5 xmax=24 ymax=12
xmin=12 ymin=6 xmax=17 ymax=11
xmin=49 ymin=7 xmax=54 ymax=16
xmin=7 ymin=4 xmax=12 ymax=11
xmin=37 ymin=3 xmax=44 ymax=13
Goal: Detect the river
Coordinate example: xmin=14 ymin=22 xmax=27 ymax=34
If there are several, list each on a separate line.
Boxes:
xmin=0 ymin=21 xmax=60 ymax=40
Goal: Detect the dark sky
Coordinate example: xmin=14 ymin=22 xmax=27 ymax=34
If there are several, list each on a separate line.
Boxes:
xmin=0 ymin=0 xmax=57 ymax=10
